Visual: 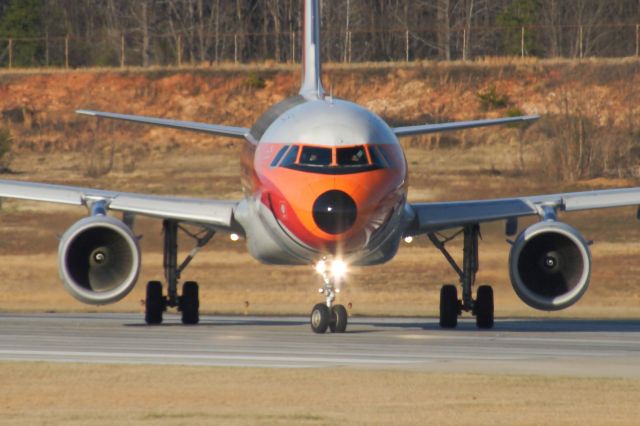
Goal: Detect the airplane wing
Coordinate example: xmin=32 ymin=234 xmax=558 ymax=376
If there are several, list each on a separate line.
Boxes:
xmin=393 ymin=115 xmax=539 ymax=137
xmin=0 ymin=180 xmax=238 ymax=230
xmin=76 ymin=110 xmax=250 ymax=139
xmin=406 ymin=188 xmax=640 ymax=234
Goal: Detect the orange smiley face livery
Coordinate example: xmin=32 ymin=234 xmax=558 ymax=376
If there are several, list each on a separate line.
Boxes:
xmin=258 ymin=142 xmax=406 ymax=253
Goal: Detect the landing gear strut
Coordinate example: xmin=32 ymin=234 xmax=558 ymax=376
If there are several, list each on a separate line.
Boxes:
xmin=428 ymin=224 xmax=494 ymax=329
xmin=310 ymin=269 xmax=348 ymax=334
xmin=144 ymin=220 xmax=214 ymax=325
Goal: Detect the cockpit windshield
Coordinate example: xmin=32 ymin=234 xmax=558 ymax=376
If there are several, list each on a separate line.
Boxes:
xmin=300 ymin=146 xmax=332 ymax=166
xmin=271 ymin=144 xmax=392 ymax=175
xmin=337 ymin=146 xmax=368 ymax=166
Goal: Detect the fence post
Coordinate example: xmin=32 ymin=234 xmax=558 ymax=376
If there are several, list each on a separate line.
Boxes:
xmin=578 ymin=26 xmax=583 ymax=58
xmin=291 ymin=31 xmax=295 ymax=63
xmin=120 ymin=33 xmax=125 ymax=68
xmin=521 ymin=27 xmax=525 ymax=57
xmin=8 ymin=38 xmax=12 ymax=68
xmin=64 ymin=35 xmax=69 ymax=68
xmin=348 ymin=31 xmax=352 ymax=63
xmin=462 ymin=27 xmax=467 ymax=61
xmin=177 ymin=34 xmax=182 ymax=67
xmin=405 ymin=29 xmax=410 ymax=62
xmin=636 ymin=24 xmax=639 ymax=57
xmin=45 ymin=33 xmax=50 ymax=66
xmin=343 ymin=31 xmax=348 ymax=62
xmin=234 ymin=34 xmax=238 ymax=64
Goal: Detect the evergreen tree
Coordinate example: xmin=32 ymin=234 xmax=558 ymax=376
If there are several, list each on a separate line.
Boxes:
xmin=0 ymin=0 xmax=44 ymax=66
xmin=496 ymin=0 xmax=542 ymax=56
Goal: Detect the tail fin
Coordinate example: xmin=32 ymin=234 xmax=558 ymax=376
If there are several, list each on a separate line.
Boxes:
xmin=299 ymin=0 xmax=324 ymax=99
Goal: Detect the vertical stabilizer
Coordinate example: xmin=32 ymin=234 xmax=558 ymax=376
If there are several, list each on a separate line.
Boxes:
xmin=299 ymin=0 xmax=325 ymax=99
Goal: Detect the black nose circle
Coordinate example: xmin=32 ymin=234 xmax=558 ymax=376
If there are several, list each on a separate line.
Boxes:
xmin=312 ymin=190 xmax=357 ymax=235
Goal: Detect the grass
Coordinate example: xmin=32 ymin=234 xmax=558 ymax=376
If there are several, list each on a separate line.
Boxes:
xmin=1 ymin=362 xmax=640 ymax=425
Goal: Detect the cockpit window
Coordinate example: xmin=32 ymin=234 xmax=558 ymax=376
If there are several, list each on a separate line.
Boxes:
xmin=300 ymin=146 xmax=332 ymax=166
xmin=278 ymin=144 xmax=390 ymax=175
xmin=280 ymin=145 xmax=299 ymax=166
xmin=337 ymin=146 xmax=368 ymax=166
xmin=270 ymin=145 xmax=289 ymax=167
xmin=368 ymin=145 xmax=390 ymax=168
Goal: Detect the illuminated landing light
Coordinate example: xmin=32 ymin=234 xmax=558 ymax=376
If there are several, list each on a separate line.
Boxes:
xmin=331 ymin=260 xmax=348 ymax=280
xmin=230 ymin=233 xmax=240 ymax=242
xmin=314 ymin=259 xmax=349 ymax=281
xmin=404 ymin=236 xmax=414 ymax=244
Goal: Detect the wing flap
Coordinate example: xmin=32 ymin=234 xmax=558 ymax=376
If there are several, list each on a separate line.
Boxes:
xmin=562 ymin=189 xmax=640 ymax=211
xmin=409 ymin=187 xmax=640 ymax=234
xmin=109 ymin=194 xmax=236 ymax=227
xmin=76 ymin=110 xmax=249 ymax=139
xmin=0 ymin=179 xmax=237 ymax=229
xmin=411 ymin=198 xmax=538 ymax=233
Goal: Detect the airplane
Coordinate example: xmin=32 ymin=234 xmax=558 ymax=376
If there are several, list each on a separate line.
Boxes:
xmin=2 ymin=0 xmax=640 ymax=333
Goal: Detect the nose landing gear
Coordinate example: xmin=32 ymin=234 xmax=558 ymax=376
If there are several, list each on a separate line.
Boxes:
xmin=310 ymin=269 xmax=348 ymax=334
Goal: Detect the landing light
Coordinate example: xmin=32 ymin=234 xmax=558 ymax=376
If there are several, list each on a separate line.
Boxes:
xmin=331 ymin=260 xmax=348 ymax=279
xmin=404 ymin=236 xmax=414 ymax=244
xmin=314 ymin=259 xmax=349 ymax=280
xmin=230 ymin=233 xmax=240 ymax=242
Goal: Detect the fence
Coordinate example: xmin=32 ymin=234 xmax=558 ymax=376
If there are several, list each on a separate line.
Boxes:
xmin=1 ymin=23 xmax=640 ymax=69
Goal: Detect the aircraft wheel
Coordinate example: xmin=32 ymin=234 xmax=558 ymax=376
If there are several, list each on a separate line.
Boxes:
xmin=145 ymin=281 xmax=164 ymax=325
xmin=310 ymin=303 xmax=330 ymax=334
xmin=180 ymin=281 xmax=200 ymax=325
xmin=439 ymin=284 xmax=458 ymax=329
xmin=329 ymin=304 xmax=348 ymax=333
xmin=475 ymin=285 xmax=494 ymax=329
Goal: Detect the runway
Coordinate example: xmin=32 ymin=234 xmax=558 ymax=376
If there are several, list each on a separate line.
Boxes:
xmin=1 ymin=313 xmax=640 ymax=377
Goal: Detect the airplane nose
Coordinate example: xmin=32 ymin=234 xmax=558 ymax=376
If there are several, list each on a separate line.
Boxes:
xmin=312 ymin=190 xmax=358 ymax=234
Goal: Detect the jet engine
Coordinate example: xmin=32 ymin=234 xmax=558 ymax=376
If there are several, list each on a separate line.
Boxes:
xmin=58 ymin=215 xmax=140 ymax=305
xmin=509 ymin=221 xmax=591 ymax=311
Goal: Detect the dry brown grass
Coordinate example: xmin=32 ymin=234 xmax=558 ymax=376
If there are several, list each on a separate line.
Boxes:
xmin=1 ymin=362 xmax=639 ymax=425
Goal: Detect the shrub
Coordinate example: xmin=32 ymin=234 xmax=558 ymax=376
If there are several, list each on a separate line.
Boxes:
xmin=0 ymin=127 xmax=13 ymax=173
xmin=476 ymin=86 xmax=509 ymax=110
xmin=245 ymin=72 xmax=266 ymax=90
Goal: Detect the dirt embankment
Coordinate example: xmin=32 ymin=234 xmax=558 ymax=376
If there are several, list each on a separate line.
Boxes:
xmin=0 ymin=59 xmax=639 ymax=153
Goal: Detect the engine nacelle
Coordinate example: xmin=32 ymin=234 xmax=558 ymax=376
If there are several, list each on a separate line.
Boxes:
xmin=509 ymin=221 xmax=591 ymax=311
xmin=58 ymin=215 xmax=141 ymax=305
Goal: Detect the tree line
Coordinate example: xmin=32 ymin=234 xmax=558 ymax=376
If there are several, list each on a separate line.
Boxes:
xmin=1 ymin=0 xmax=640 ymax=67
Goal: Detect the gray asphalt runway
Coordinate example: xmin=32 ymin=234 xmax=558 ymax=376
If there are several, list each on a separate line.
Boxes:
xmin=1 ymin=313 xmax=639 ymax=377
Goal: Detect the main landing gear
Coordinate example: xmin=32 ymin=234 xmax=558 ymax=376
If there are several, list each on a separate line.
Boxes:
xmin=428 ymin=224 xmax=494 ymax=329
xmin=310 ymin=274 xmax=348 ymax=334
xmin=145 ymin=219 xmax=215 ymax=325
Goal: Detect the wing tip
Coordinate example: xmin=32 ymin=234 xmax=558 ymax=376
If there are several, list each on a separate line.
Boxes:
xmin=75 ymin=109 xmax=96 ymax=116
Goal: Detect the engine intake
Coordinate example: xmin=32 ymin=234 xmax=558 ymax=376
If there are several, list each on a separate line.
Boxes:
xmin=509 ymin=221 xmax=591 ymax=311
xmin=59 ymin=215 xmax=140 ymax=305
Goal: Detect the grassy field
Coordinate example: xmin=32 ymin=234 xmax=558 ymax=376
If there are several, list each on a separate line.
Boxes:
xmin=1 ymin=362 xmax=639 ymax=425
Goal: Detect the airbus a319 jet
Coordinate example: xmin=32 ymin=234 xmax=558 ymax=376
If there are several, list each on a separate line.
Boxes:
xmin=1 ymin=0 xmax=639 ymax=333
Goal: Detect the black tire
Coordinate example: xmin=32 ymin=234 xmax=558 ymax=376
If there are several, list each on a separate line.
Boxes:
xmin=475 ymin=285 xmax=494 ymax=329
xmin=145 ymin=281 xmax=164 ymax=325
xmin=439 ymin=284 xmax=459 ymax=329
xmin=310 ymin=303 xmax=330 ymax=334
xmin=329 ymin=304 xmax=348 ymax=333
xmin=180 ymin=281 xmax=200 ymax=325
